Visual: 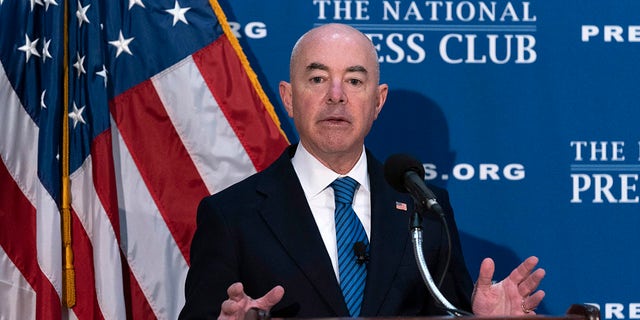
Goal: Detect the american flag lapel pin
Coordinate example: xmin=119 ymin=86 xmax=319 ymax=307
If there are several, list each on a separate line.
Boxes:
xmin=395 ymin=201 xmax=407 ymax=211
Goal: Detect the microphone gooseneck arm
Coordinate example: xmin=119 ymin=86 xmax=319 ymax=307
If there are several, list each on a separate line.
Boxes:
xmin=410 ymin=212 xmax=472 ymax=317
xmin=384 ymin=153 xmax=473 ymax=316
xmin=403 ymin=171 xmax=452 ymax=287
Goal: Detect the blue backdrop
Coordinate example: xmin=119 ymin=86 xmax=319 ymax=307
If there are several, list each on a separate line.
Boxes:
xmin=222 ymin=1 xmax=640 ymax=317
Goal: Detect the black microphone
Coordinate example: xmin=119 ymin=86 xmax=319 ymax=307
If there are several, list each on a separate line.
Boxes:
xmin=353 ymin=241 xmax=369 ymax=265
xmin=383 ymin=154 xmax=444 ymax=217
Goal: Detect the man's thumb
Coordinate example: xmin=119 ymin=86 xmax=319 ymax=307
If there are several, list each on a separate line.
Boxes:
xmin=476 ymin=257 xmax=496 ymax=286
xmin=254 ymin=285 xmax=285 ymax=310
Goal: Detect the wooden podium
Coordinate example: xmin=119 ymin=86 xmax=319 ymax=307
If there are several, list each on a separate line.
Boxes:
xmin=246 ymin=304 xmax=600 ymax=320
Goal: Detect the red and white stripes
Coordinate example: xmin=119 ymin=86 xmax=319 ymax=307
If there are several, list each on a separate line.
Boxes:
xmin=1 ymin=28 xmax=289 ymax=319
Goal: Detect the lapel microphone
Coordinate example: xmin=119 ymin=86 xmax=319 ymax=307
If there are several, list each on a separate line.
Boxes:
xmin=353 ymin=241 xmax=369 ymax=265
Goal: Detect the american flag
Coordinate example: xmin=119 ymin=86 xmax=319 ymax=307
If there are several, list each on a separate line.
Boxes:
xmin=0 ymin=0 xmax=289 ymax=318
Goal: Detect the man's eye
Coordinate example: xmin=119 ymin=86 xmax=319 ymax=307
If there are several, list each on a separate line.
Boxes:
xmin=348 ymin=79 xmax=363 ymax=86
xmin=310 ymin=77 xmax=324 ymax=83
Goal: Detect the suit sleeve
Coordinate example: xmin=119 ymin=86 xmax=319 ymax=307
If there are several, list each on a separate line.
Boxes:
xmin=179 ymin=197 xmax=238 ymax=319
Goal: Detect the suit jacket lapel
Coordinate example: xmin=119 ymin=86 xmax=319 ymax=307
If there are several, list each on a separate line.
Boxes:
xmin=361 ymin=151 xmax=414 ymax=316
xmin=256 ymin=146 xmax=348 ymax=316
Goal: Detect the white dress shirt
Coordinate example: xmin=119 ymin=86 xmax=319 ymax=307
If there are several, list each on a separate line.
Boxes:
xmin=291 ymin=143 xmax=372 ymax=281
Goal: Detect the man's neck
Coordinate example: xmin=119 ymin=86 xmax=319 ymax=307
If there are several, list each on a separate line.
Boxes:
xmin=299 ymin=142 xmax=364 ymax=175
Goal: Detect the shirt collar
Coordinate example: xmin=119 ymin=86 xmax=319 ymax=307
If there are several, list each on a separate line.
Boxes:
xmin=291 ymin=143 xmax=370 ymax=198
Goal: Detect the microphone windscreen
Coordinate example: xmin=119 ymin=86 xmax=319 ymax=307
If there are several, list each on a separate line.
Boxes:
xmin=353 ymin=241 xmax=367 ymax=256
xmin=384 ymin=154 xmax=425 ymax=193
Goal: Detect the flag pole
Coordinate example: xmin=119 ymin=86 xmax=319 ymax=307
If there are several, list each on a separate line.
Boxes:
xmin=61 ymin=0 xmax=76 ymax=308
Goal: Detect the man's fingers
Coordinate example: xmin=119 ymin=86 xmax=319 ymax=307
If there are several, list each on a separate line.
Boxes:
xmin=518 ymin=268 xmax=546 ymax=297
xmin=220 ymin=282 xmax=250 ymax=319
xmin=522 ymin=290 xmax=546 ymax=314
xmin=227 ymin=282 xmax=247 ymax=302
xmin=253 ymin=285 xmax=285 ymax=310
xmin=219 ymin=283 xmax=285 ymax=320
xmin=476 ymin=258 xmax=495 ymax=287
xmin=221 ymin=298 xmax=243 ymax=315
xmin=529 ymin=290 xmax=546 ymax=307
xmin=509 ymin=256 xmax=539 ymax=286
xmin=513 ymin=256 xmax=544 ymax=297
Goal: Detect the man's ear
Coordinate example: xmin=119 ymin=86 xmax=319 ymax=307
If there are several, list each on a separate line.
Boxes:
xmin=374 ymin=83 xmax=389 ymax=119
xmin=279 ymin=81 xmax=294 ymax=117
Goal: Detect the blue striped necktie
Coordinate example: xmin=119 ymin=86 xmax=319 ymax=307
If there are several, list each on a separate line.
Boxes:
xmin=331 ymin=176 xmax=368 ymax=317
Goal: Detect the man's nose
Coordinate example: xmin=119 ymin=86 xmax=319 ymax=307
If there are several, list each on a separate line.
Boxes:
xmin=326 ymin=80 xmax=346 ymax=104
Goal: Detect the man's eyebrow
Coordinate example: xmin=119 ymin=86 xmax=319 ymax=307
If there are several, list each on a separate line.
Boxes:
xmin=346 ymin=65 xmax=368 ymax=74
xmin=306 ymin=62 xmax=328 ymax=72
xmin=305 ymin=63 xmax=368 ymax=74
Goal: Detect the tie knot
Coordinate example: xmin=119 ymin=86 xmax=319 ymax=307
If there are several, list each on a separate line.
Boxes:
xmin=331 ymin=176 xmax=358 ymax=205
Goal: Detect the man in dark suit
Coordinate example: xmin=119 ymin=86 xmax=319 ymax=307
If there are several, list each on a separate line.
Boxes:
xmin=179 ymin=23 xmax=545 ymax=319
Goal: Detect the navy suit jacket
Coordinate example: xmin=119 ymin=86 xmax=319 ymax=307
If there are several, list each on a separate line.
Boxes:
xmin=179 ymin=145 xmax=473 ymax=319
